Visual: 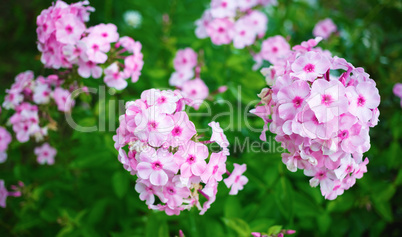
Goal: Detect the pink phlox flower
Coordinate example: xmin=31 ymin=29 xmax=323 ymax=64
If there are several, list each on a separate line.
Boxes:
xmin=195 ymin=9 xmax=213 ymax=39
xmin=53 ymin=87 xmax=75 ymax=112
xmin=291 ymin=51 xmax=331 ymax=82
xmin=167 ymin=111 xmax=197 ymax=147
xmin=201 ymin=151 xmax=227 ymax=183
xmin=33 ymin=81 xmax=52 ymax=104
xmin=233 ymin=16 xmax=258 ymax=49
xmin=208 ymin=121 xmax=230 ymax=155
xmin=137 ymin=148 xmax=179 ymax=186
xmin=206 ymin=18 xmax=235 ymax=45
xmin=173 ymin=48 xmax=198 ymax=71
xmin=88 ymin=23 xmax=119 ymax=44
xmin=346 ymin=82 xmax=380 ymax=123
xmin=174 ymin=141 xmax=208 ymax=178
xmin=182 ymin=78 xmax=209 ymax=110
xmin=62 ymin=40 xmax=88 ymax=63
xmin=162 ymin=178 xmax=191 ymax=208
xmin=104 ymin=62 xmax=128 ymax=90
xmin=313 ymin=18 xmax=337 ymax=39
xmin=34 ymin=143 xmax=57 ymax=165
xmin=135 ymin=179 xmax=166 ymax=205
xmin=55 ymin=13 xmax=86 ymax=45
xmin=82 ymin=34 xmax=110 ymax=64
xmin=134 ymin=106 xmax=174 ymax=147
xmin=141 ymin=89 xmax=179 ymax=114
xmin=123 ymin=54 xmax=144 ymax=83
xmin=210 ymin=0 xmax=237 ymax=18
xmin=260 ymin=35 xmax=291 ymax=65
xmin=224 ymin=163 xmax=248 ymax=195
xmin=77 ymin=59 xmax=102 ymax=78
xmin=169 ymin=69 xmax=194 ymax=88
xmin=307 ymin=79 xmax=348 ymax=123
xmin=304 ymin=167 xmax=336 ymax=197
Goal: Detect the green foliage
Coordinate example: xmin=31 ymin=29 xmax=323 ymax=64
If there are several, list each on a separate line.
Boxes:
xmin=0 ymin=0 xmax=401 ymax=236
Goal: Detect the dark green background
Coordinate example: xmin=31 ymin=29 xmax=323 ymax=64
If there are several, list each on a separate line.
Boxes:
xmin=0 ymin=0 xmax=401 ymax=236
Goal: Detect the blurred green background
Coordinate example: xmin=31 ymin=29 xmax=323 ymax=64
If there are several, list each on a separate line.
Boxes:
xmin=0 ymin=0 xmax=401 ymax=236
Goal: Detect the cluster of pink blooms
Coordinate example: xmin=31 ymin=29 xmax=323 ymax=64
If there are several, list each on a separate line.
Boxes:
xmin=313 ymin=18 xmax=337 ymax=39
xmin=169 ymin=48 xmax=209 ymax=110
xmin=251 ymin=37 xmax=380 ymax=199
xmin=2 ymin=71 xmax=73 ymax=146
xmin=0 ymin=125 xmax=12 ymax=163
xmin=393 ymin=83 xmax=402 ymax=108
xmin=37 ymin=0 xmax=144 ymax=90
xmin=113 ymin=89 xmax=247 ymax=215
xmin=195 ymin=0 xmax=277 ymax=48
xmin=0 ymin=180 xmax=23 ymax=208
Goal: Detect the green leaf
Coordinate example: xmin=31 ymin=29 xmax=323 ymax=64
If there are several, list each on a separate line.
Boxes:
xmin=267 ymin=225 xmax=282 ymax=235
xmin=222 ymin=218 xmax=251 ymax=237
xmin=112 ymin=171 xmax=130 ymax=199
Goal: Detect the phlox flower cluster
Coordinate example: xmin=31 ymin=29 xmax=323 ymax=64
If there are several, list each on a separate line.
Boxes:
xmin=195 ymin=0 xmax=277 ymax=48
xmin=313 ymin=18 xmax=337 ymax=39
xmin=37 ymin=0 xmax=144 ymax=90
xmin=0 ymin=180 xmax=23 ymax=208
xmin=113 ymin=89 xmax=247 ymax=215
xmin=1 ymin=71 xmax=61 ymax=164
xmin=393 ymin=83 xmax=402 ymax=108
xmin=169 ymin=48 xmax=209 ymax=110
xmin=251 ymin=37 xmax=380 ymax=199
xmin=2 ymin=71 xmax=74 ymax=143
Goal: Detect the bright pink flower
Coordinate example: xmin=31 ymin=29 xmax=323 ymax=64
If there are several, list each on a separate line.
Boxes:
xmin=224 ymin=163 xmax=248 ymax=195
xmin=137 ymin=148 xmax=179 ymax=186
xmin=88 ymin=23 xmax=119 ymax=43
xmin=77 ymin=59 xmax=102 ymax=78
xmin=134 ymin=107 xmax=174 ymax=147
xmin=195 ymin=9 xmax=213 ymax=39
xmin=210 ymin=0 xmax=237 ymax=18
xmin=135 ymin=179 xmax=165 ymax=205
xmin=55 ymin=14 xmax=86 ymax=45
xmin=168 ymin=112 xmax=197 ymax=147
xmin=173 ymin=48 xmax=198 ymax=71
xmin=346 ymin=82 xmax=381 ymax=122
xmin=104 ymin=63 xmax=128 ymax=90
xmin=33 ymin=81 xmax=52 ymax=104
xmin=162 ymin=179 xmax=191 ymax=208
xmin=124 ymin=54 xmax=144 ymax=83
xmin=233 ymin=17 xmax=258 ymax=49
xmin=34 ymin=143 xmax=57 ymax=165
xmin=313 ymin=18 xmax=337 ymax=39
xmin=82 ymin=34 xmax=110 ymax=64
xmin=141 ymin=89 xmax=179 ymax=114
xmin=62 ymin=41 xmax=88 ymax=63
xmin=291 ymin=51 xmax=331 ymax=82
xmin=53 ymin=87 xmax=74 ymax=112
xmin=169 ymin=70 xmax=194 ymax=88
xmin=182 ymin=78 xmax=209 ymax=110
xmin=174 ymin=141 xmax=208 ymax=178
xmin=201 ymin=152 xmax=227 ymax=183
xmin=260 ymin=35 xmax=291 ymax=64
xmin=393 ymin=83 xmax=402 ymax=98
xmin=206 ymin=18 xmax=235 ymax=45
xmin=208 ymin=121 xmax=229 ymax=155
xmin=304 ymin=167 xmax=336 ymax=197
xmin=277 ymin=80 xmax=310 ymax=120
xmin=307 ymin=79 xmax=348 ymax=123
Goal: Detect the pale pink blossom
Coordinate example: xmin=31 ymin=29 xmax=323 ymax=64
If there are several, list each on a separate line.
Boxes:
xmin=182 ymin=78 xmax=209 ymax=110
xmin=206 ymin=18 xmax=234 ymax=45
xmin=174 ymin=141 xmax=208 ymax=178
xmin=173 ymin=48 xmax=198 ymax=71
xmin=34 ymin=143 xmax=57 ymax=165
xmin=103 ymin=63 xmax=128 ymax=90
xmin=313 ymin=18 xmax=337 ymax=39
xmin=224 ymin=163 xmax=248 ymax=195
xmin=55 ymin=14 xmax=86 ymax=45
xmin=53 ymin=87 xmax=74 ymax=112
xmin=260 ymin=35 xmax=291 ymax=64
